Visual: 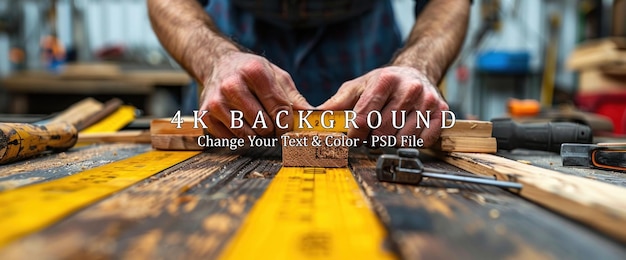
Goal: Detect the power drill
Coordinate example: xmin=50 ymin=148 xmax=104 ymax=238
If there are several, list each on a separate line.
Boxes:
xmin=491 ymin=118 xmax=593 ymax=153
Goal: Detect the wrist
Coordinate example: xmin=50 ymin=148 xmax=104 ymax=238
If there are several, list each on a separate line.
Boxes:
xmin=391 ymin=53 xmax=442 ymax=85
xmin=185 ymin=27 xmax=240 ymax=82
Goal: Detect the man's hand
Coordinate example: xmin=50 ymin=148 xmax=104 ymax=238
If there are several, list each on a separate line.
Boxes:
xmin=317 ymin=66 xmax=448 ymax=147
xmin=200 ymin=51 xmax=313 ymax=138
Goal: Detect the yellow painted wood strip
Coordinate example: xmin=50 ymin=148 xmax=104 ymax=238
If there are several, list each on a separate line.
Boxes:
xmin=81 ymin=105 xmax=136 ymax=133
xmin=0 ymin=150 xmax=200 ymax=247
xmin=219 ymin=167 xmax=395 ymax=259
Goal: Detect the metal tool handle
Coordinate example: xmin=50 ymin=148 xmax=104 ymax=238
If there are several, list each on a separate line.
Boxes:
xmin=421 ymin=172 xmax=522 ymax=189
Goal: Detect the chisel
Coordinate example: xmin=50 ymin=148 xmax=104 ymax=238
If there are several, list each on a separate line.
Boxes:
xmin=0 ymin=122 xmax=78 ymax=164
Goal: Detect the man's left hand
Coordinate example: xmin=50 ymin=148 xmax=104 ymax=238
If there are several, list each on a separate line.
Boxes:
xmin=317 ymin=66 xmax=449 ymax=147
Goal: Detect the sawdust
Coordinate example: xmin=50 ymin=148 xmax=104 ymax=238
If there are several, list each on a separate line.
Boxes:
xmin=79 ymin=154 xmax=237 ymax=220
xmin=446 ymin=188 xmax=460 ymax=193
xmin=0 ymin=177 xmax=45 ymax=190
xmin=0 ymin=144 xmax=140 ymax=178
xmin=122 ymin=229 xmax=163 ymax=260
xmin=489 ymin=209 xmax=500 ymax=219
xmin=246 ymin=171 xmax=271 ymax=179
xmin=202 ymin=214 xmax=232 ymax=233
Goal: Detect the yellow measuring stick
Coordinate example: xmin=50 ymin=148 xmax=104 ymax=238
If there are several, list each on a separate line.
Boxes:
xmin=0 ymin=150 xmax=199 ymax=246
xmin=81 ymin=105 xmax=136 ymax=133
xmin=219 ymin=167 xmax=395 ymax=259
xmin=293 ymin=110 xmax=349 ymax=132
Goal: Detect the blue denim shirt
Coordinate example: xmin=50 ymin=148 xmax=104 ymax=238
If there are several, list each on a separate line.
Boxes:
xmin=202 ymin=0 xmax=403 ymax=106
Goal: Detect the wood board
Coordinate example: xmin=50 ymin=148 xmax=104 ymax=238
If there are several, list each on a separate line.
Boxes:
xmin=434 ymin=151 xmax=626 ymax=243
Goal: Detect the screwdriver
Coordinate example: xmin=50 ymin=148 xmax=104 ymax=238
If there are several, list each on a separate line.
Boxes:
xmin=376 ymin=148 xmax=522 ymax=189
xmin=491 ymin=118 xmax=592 ymax=153
xmin=0 ymin=122 xmax=77 ymax=164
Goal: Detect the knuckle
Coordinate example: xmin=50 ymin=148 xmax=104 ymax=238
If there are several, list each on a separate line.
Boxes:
xmin=220 ymin=77 xmax=243 ymax=96
xmin=240 ymin=58 xmax=266 ymax=75
xmin=439 ymin=102 xmax=450 ymax=111
xmin=421 ymin=92 xmax=438 ymax=107
xmin=256 ymin=126 xmax=274 ymax=137
xmin=206 ymin=97 xmax=225 ymax=114
xmin=377 ymin=69 xmax=400 ymax=88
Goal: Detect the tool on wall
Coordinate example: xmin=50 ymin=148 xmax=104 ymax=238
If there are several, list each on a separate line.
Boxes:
xmin=376 ymin=148 xmax=522 ymax=189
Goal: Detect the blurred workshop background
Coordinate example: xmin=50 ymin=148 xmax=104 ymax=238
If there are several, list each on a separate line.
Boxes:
xmin=0 ymin=0 xmax=624 ymax=135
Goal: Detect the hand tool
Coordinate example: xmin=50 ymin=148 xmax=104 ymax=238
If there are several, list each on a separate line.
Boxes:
xmin=0 ymin=122 xmax=77 ymax=164
xmin=491 ymin=118 xmax=592 ymax=152
xmin=561 ymin=143 xmax=626 ymax=172
xmin=376 ymin=148 xmax=523 ymax=189
xmin=0 ymin=99 xmax=135 ymax=164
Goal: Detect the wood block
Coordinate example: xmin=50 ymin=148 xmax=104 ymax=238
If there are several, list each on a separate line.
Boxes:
xmin=49 ymin=98 xmax=104 ymax=127
xmin=150 ymin=118 xmax=204 ymax=150
xmin=578 ymin=69 xmax=626 ymax=94
xmin=282 ymin=131 xmax=348 ymax=168
xmin=434 ymin=151 xmax=626 ymax=244
xmin=567 ymin=38 xmax=626 ymax=72
xmin=440 ymin=120 xmax=492 ymax=138
xmin=437 ymin=136 xmax=497 ymax=153
xmin=78 ymin=130 xmax=151 ymax=144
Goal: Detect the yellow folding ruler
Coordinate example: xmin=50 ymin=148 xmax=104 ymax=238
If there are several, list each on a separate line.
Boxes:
xmin=219 ymin=167 xmax=395 ymax=259
xmin=0 ymin=151 xmax=199 ymax=246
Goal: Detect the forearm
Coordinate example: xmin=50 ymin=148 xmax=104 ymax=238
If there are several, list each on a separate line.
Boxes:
xmin=147 ymin=0 xmax=239 ymax=82
xmin=392 ymin=0 xmax=470 ymax=85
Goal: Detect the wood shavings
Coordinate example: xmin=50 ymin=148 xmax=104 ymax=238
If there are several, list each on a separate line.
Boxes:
xmin=489 ymin=209 xmax=500 ymax=219
xmin=516 ymin=160 xmax=532 ymax=165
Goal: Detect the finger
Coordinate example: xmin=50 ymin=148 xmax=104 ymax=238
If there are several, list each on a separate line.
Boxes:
xmin=240 ymin=60 xmax=295 ymax=136
xmin=204 ymin=115 xmax=234 ymax=138
xmin=370 ymin=103 xmax=400 ymax=142
xmin=220 ymin=76 xmax=275 ymax=136
xmin=348 ymin=72 xmax=397 ymax=142
xmin=370 ymin=80 xmax=422 ymax=138
xmin=396 ymin=113 xmax=424 ymax=148
xmin=273 ymin=67 xmax=314 ymax=110
xmin=316 ymin=79 xmax=362 ymax=111
xmin=205 ymin=114 xmax=256 ymax=139
xmin=418 ymin=101 xmax=449 ymax=147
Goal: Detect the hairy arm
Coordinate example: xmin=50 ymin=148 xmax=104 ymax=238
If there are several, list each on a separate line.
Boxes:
xmin=147 ymin=0 xmax=238 ymax=83
xmin=318 ymin=0 xmax=470 ymax=147
xmin=148 ymin=0 xmax=312 ymax=138
xmin=392 ymin=0 xmax=470 ymax=86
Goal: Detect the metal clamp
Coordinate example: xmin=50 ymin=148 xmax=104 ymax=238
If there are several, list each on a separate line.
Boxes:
xmin=376 ymin=148 xmax=522 ymax=189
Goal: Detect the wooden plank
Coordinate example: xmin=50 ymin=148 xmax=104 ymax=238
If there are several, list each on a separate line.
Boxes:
xmin=440 ymin=120 xmax=492 ymax=138
xmin=0 ymin=153 xmax=237 ymax=258
xmin=566 ymin=38 xmax=626 ymax=72
xmin=151 ymin=118 xmax=203 ymax=150
xmin=60 ymin=63 xmax=121 ymax=80
xmin=350 ymin=152 xmax=626 ymax=259
xmin=48 ymin=98 xmax=104 ymax=127
xmin=78 ymin=130 xmax=151 ymax=144
xmin=434 ymin=151 xmax=626 ymax=243
xmin=0 ymin=148 xmax=281 ymax=259
xmin=437 ymin=136 xmax=497 ymax=153
xmin=0 ymin=144 xmax=151 ymax=191
xmin=281 ymin=131 xmax=348 ymax=167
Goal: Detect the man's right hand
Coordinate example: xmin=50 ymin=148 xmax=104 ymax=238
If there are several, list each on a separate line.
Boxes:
xmin=199 ymin=51 xmax=313 ymax=138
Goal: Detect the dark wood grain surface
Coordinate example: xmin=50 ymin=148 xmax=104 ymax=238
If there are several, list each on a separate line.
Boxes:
xmin=0 ymin=144 xmax=624 ymax=259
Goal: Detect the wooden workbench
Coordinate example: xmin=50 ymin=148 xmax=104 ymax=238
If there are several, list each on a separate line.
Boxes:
xmin=0 ymin=144 xmax=624 ymax=259
xmin=0 ymin=67 xmax=191 ymax=115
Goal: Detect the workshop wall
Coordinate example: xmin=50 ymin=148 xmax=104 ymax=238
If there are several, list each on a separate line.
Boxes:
xmin=0 ymin=0 xmax=614 ymax=118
